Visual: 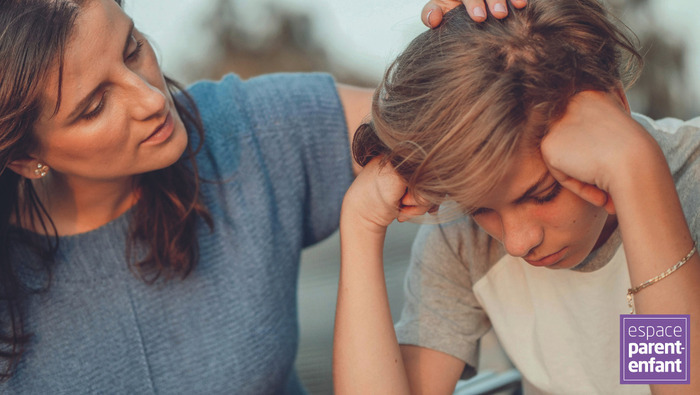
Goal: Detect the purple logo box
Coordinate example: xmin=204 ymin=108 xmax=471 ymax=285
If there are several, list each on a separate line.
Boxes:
xmin=620 ymin=314 xmax=690 ymax=385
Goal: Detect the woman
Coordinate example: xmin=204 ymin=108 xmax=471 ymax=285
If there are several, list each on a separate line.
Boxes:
xmin=334 ymin=1 xmax=700 ymax=394
xmin=0 ymin=0 xmax=516 ymax=392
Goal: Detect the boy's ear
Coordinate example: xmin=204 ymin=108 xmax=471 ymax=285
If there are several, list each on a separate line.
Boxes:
xmin=6 ymin=156 xmax=47 ymax=179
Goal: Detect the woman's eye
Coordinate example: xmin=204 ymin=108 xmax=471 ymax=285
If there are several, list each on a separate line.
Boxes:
xmin=83 ymin=92 xmax=107 ymax=120
xmin=126 ymin=35 xmax=144 ymax=62
xmin=532 ymin=182 xmax=563 ymax=205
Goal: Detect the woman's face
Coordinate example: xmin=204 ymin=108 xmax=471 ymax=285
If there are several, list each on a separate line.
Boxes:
xmin=470 ymin=149 xmax=614 ymax=269
xmin=30 ymin=0 xmax=187 ymax=183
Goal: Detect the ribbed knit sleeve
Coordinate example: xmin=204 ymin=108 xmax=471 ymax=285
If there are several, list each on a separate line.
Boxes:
xmin=187 ymin=72 xmax=353 ymax=248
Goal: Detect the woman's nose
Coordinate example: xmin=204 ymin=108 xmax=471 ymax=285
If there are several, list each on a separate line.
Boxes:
xmin=501 ymin=214 xmax=543 ymax=258
xmin=126 ymin=73 xmax=167 ymax=120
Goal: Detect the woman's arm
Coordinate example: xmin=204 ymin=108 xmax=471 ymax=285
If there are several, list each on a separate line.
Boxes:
xmin=333 ymin=159 xmax=462 ymax=394
xmin=542 ymin=89 xmax=700 ymax=395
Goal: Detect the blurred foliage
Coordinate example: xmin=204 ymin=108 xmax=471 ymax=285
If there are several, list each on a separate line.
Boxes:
xmin=201 ymin=0 xmax=697 ymax=119
xmin=199 ymin=0 xmax=373 ymax=87
xmin=607 ymin=0 xmax=697 ymax=119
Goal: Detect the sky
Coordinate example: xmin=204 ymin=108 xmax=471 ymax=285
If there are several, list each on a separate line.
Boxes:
xmin=126 ymin=0 xmax=452 ymax=82
xmin=124 ymin=0 xmax=700 ymax=104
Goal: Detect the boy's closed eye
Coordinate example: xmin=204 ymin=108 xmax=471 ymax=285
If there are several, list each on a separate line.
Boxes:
xmin=531 ymin=182 xmax=563 ymax=205
xmin=468 ymin=180 xmax=563 ymax=217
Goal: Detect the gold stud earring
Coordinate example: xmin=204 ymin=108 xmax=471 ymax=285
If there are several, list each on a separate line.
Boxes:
xmin=33 ymin=163 xmax=49 ymax=178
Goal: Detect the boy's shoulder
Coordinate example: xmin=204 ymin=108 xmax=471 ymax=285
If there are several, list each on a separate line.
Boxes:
xmin=414 ymin=216 xmax=506 ymax=285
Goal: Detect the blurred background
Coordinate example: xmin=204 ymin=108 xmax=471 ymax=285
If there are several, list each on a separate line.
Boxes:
xmin=124 ymin=0 xmax=700 ymax=393
xmin=126 ymin=0 xmax=700 ymax=119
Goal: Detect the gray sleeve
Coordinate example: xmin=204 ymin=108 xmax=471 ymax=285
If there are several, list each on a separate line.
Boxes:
xmin=674 ymin=136 xmax=700 ymax=244
xmin=395 ymin=222 xmax=492 ymax=379
xmin=636 ymin=114 xmax=700 ymax=242
xmin=668 ymin=118 xmax=700 ymax=243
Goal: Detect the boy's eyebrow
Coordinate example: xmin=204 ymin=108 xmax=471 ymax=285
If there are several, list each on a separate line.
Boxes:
xmin=513 ymin=170 xmax=551 ymax=204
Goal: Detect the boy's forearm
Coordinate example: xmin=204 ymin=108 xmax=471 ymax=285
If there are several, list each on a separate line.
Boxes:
xmin=612 ymin=142 xmax=700 ymax=394
xmin=333 ymin=213 xmax=410 ymax=394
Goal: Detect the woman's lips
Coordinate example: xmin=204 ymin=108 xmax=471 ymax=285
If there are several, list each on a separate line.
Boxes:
xmin=524 ymin=247 xmax=568 ymax=267
xmin=142 ymin=111 xmax=174 ymax=144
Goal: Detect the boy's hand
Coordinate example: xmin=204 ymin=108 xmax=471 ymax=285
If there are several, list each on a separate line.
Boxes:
xmin=541 ymin=90 xmax=661 ymax=215
xmin=342 ymin=158 xmax=432 ymax=234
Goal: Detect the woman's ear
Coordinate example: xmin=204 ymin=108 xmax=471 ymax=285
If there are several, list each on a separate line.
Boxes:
xmin=611 ymin=82 xmax=631 ymax=114
xmin=6 ymin=156 xmax=49 ymax=179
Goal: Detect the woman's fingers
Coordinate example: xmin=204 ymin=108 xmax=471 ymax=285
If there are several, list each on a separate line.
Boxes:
xmin=480 ymin=0 xmax=507 ymax=19
xmin=464 ymin=0 xmax=490 ymax=21
xmin=421 ymin=0 xmax=527 ymax=28
xmin=499 ymin=0 xmax=528 ymax=10
xmin=421 ymin=2 xmax=443 ymax=28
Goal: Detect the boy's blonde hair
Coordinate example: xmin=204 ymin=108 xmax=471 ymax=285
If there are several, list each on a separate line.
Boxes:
xmin=353 ymin=0 xmax=642 ymax=211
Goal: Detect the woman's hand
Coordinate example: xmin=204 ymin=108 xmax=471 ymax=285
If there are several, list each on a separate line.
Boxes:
xmin=342 ymin=158 xmax=431 ymax=234
xmin=422 ymin=0 xmax=528 ymax=27
xmin=541 ymin=89 xmax=661 ymax=215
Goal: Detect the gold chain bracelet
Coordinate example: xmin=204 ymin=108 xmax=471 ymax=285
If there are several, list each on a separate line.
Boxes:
xmin=627 ymin=241 xmax=697 ymax=314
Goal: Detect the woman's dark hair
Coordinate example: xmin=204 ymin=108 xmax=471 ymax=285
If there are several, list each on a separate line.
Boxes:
xmin=0 ymin=0 xmax=212 ymax=380
xmin=353 ymin=0 xmax=643 ymax=210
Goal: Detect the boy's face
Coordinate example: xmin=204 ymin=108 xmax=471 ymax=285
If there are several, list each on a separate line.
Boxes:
xmin=469 ymin=149 xmax=615 ymax=269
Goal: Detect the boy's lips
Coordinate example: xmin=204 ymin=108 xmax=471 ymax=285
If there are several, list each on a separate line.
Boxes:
xmin=525 ymin=247 xmax=568 ymax=267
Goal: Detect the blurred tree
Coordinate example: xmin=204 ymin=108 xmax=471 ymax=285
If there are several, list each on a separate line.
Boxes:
xmin=608 ymin=0 xmax=697 ymax=119
xmin=196 ymin=0 xmax=373 ymax=87
xmin=198 ymin=0 xmax=697 ymax=119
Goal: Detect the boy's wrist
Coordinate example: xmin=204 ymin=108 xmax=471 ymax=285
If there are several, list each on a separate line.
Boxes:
xmin=340 ymin=199 xmax=392 ymax=237
xmin=607 ymin=133 xmax=668 ymax=200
